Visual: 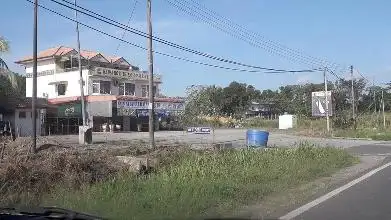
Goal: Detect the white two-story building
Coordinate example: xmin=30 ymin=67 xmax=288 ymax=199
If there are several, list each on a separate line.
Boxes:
xmin=16 ymin=46 xmax=184 ymax=133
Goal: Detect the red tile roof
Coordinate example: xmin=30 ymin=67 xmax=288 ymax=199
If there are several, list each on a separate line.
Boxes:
xmin=15 ymin=46 xmax=75 ymax=63
xmin=15 ymin=46 xmax=131 ymax=66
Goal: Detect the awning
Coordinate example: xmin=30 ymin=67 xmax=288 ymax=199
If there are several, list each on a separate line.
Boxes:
xmin=48 ymin=81 xmax=68 ymax=85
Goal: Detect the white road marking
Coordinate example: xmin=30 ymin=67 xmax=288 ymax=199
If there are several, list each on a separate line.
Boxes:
xmin=279 ymin=161 xmax=391 ymax=220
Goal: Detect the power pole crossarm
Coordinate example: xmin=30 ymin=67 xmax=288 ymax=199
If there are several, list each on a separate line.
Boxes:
xmin=147 ymin=0 xmax=155 ymax=148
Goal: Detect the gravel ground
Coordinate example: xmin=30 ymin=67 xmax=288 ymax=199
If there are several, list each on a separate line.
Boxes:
xmin=41 ymin=128 xmax=391 ymax=150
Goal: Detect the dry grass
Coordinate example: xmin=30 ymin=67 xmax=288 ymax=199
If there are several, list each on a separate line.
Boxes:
xmin=0 ymin=137 xmax=128 ymax=206
xmin=0 ymin=137 xmax=188 ymax=207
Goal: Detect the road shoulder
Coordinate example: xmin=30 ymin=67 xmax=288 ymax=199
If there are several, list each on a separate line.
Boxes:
xmin=231 ymin=155 xmax=387 ymax=219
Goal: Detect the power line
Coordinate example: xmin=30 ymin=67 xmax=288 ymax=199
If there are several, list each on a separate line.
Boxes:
xmin=114 ymin=0 xmax=138 ymax=56
xmin=26 ymin=0 xmax=316 ymax=74
xmin=164 ymin=0 xmax=322 ymax=70
xmin=187 ymin=0 xmax=334 ymax=67
xmin=166 ymin=0 xmax=343 ymax=72
xmin=354 ymin=68 xmax=370 ymax=84
xmin=49 ymin=0 xmax=318 ymax=73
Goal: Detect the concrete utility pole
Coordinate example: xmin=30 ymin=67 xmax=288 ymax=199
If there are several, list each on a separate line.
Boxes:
xmin=324 ymin=68 xmax=330 ymax=132
xmin=372 ymin=77 xmax=376 ymax=114
xmin=147 ymin=0 xmax=155 ymax=148
xmin=74 ymin=0 xmax=87 ymax=126
xmin=382 ymin=89 xmax=386 ymax=128
xmin=32 ymin=0 xmax=38 ymax=153
xmin=351 ymin=65 xmax=355 ymax=118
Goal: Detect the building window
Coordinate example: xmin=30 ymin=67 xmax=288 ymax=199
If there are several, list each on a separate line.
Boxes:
xmin=92 ymin=80 xmax=100 ymax=94
xmin=141 ymin=85 xmax=157 ymax=97
xmin=19 ymin=111 xmax=26 ymax=118
xmin=57 ymin=83 xmax=67 ymax=96
xmin=119 ymin=83 xmax=135 ymax=96
xmin=92 ymin=80 xmax=111 ymax=94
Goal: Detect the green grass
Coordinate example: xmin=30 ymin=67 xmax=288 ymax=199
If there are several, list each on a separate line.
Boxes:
xmin=333 ymin=128 xmax=391 ymax=140
xmin=44 ymin=145 xmax=356 ymax=220
xmin=241 ymin=117 xmax=278 ymax=129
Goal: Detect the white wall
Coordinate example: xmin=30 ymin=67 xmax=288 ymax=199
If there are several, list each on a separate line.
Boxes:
xmin=13 ymin=109 xmax=44 ymax=137
xmin=87 ymin=77 xmax=160 ymax=97
xmin=26 ymin=69 xmax=89 ymax=98
xmin=25 ymin=59 xmax=56 ymax=74
xmin=24 ymin=59 xmax=160 ymax=98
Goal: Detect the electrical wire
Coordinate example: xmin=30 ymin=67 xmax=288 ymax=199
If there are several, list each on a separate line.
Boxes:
xmin=54 ymin=0 xmax=318 ymax=73
xmin=114 ymin=0 xmax=139 ymax=56
xmin=166 ymin=0 xmax=342 ymax=72
xmin=355 ymin=68 xmax=370 ymax=84
xmin=187 ymin=0 xmax=336 ymax=68
xmin=164 ymin=0 xmax=322 ymax=70
xmin=25 ymin=0 xmax=316 ymax=74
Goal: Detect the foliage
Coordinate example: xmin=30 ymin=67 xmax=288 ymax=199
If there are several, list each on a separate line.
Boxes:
xmin=0 ymin=36 xmax=10 ymax=53
xmin=43 ymin=145 xmax=356 ymax=220
xmin=182 ymin=77 xmax=391 ymax=130
xmin=0 ymin=73 xmax=26 ymax=107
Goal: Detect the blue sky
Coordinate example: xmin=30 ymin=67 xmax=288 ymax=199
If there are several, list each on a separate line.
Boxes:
xmin=1 ymin=0 xmax=391 ymax=96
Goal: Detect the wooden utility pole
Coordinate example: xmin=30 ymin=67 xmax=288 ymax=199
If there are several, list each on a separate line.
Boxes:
xmin=74 ymin=0 xmax=87 ymax=126
xmin=351 ymin=65 xmax=355 ymax=118
xmin=147 ymin=0 xmax=155 ymax=148
xmin=32 ymin=0 xmax=38 ymax=153
xmin=324 ymin=68 xmax=330 ymax=132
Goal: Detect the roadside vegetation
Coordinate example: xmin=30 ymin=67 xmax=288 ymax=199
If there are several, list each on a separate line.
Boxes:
xmin=182 ymin=80 xmax=391 ymax=141
xmin=41 ymin=143 xmax=356 ymax=220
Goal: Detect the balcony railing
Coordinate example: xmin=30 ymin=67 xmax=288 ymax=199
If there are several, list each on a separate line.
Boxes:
xmin=56 ymin=65 xmax=90 ymax=73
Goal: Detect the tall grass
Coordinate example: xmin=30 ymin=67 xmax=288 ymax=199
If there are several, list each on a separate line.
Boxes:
xmin=44 ymin=145 xmax=356 ymax=220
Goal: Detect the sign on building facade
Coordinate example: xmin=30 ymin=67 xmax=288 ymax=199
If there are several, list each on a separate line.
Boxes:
xmin=116 ymin=100 xmax=185 ymax=116
xmin=116 ymin=100 xmax=184 ymax=111
xmin=57 ymin=103 xmax=82 ymax=117
xmin=311 ymin=91 xmax=333 ymax=117
xmin=94 ymin=67 xmax=162 ymax=82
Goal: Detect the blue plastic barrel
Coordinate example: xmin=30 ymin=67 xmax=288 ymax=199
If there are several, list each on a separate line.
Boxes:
xmin=246 ymin=130 xmax=269 ymax=148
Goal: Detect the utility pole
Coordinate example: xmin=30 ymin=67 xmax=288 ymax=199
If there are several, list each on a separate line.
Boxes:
xmin=31 ymin=0 xmax=38 ymax=153
xmin=324 ymin=68 xmax=330 ymax=132
xmin=382 ymin=89 xmax=385 ymax=128
xmin=74 ymin=0 xmax=86 ymax=126
xmin=351 ymin=65 xmax=355 ymax=118
xmin=147 ymin=0 xmax=155 ymax=148
xmin=373 ymin=77 xmax=376 ymax=113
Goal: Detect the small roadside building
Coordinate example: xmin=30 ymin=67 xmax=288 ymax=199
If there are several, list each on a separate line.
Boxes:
xmin=0 ymin=97 xmax=51 ymax=137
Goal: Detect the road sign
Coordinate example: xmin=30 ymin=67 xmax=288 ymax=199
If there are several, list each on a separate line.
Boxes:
xmin=312 ymin=91 xmax=333 ymax=117
xmin=187 ymin=127 xmax=211 ymax=134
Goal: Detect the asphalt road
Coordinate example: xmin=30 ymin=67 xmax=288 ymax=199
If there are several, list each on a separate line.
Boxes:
xmin=292 ymin=160 xmax=391 ymax=220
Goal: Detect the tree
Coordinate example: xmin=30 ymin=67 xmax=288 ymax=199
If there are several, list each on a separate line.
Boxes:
xmin=0 ymin=36 xmax=9 ymax=53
